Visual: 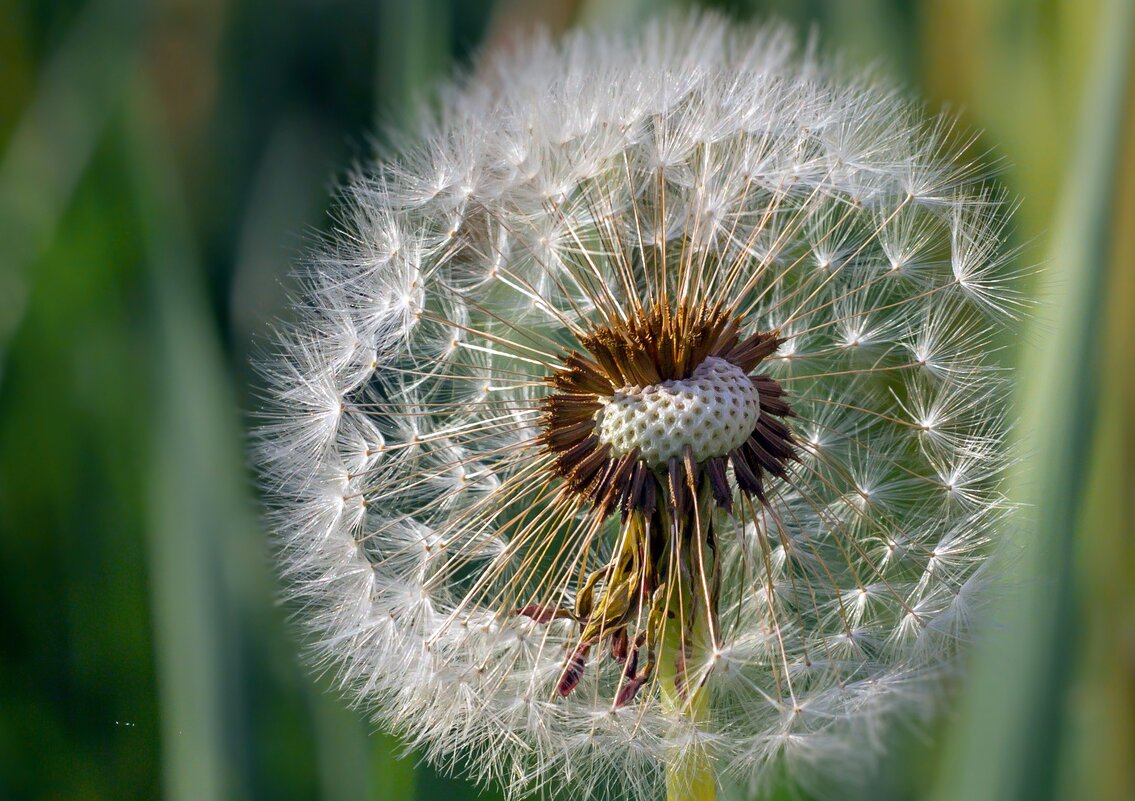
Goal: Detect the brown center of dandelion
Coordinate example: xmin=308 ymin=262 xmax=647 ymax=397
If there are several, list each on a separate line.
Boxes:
xmin=521 ymin=301 xmax=799 ymax=706
xmin=539 ymin=301 xmax=797 ymax=518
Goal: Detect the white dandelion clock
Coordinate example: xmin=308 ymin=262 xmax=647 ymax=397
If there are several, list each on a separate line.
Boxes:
xmin=256 ymin=14 xmax=1018 ymax=801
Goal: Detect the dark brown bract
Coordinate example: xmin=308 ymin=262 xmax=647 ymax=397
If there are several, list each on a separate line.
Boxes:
xmin=539 ymin=301 xmax=798 ymax=521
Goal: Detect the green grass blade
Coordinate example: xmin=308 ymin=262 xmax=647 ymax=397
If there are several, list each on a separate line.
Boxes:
xmin=128 ymin=93 xmax=247 ymax=801
xmin=0 ymin=0 xmax=140 ymax=385
xmin=930 ymin=1 xmax=1134 ymax=799
xmin=129 ymin=75 xmax=387 ymax=801
xmin=376 ymin=0 xmax=451 ymax=128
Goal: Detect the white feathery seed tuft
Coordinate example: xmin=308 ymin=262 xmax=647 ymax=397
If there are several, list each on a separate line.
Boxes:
xmin=254 ymin=14 xmax=1019 ymax=801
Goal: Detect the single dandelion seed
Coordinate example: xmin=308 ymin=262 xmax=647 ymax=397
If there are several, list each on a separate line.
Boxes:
xmin=255 ymin=13 xmax=1018 ymax=801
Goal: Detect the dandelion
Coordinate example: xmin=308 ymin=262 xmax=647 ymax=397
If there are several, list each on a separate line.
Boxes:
xmin=256 ymin=14 xmax=1017 ymax=801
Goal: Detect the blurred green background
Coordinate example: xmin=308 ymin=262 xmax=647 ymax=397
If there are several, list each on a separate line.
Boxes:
xmin=0 ymin=0 xmax=1131 ymax=800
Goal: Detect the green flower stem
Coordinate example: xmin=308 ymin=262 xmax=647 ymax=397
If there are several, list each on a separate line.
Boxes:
xmin=657 ymin=491 xmax=717 ymax=801
xmin=659 ymin=646 xmax=716 ymax=801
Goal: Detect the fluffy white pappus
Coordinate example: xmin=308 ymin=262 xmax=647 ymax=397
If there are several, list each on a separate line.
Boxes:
xmin=254 ymin=13 xmax=1019 ymax=801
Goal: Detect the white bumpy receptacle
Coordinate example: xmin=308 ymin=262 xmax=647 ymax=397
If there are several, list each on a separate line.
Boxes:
xmin=596 ymin=356 xmax=760 ymax=467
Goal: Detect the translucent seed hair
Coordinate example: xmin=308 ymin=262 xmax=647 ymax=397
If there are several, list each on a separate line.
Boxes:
xmin=255 ymin=14 xmax=1017 ymax=801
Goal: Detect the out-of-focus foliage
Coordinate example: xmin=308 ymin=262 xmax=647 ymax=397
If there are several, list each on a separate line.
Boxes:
xmin=0 ymin=1 xmax=1129 ymax=800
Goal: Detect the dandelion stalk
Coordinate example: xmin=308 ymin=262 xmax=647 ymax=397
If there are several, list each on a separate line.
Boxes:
xmin=661 ymin=695 xmax=715 ymax=801
xmin=657 ymin=490 xmax=717 ymax=801
xmin=661 ymin=672 xmax=716 ymax=801
xmin=254 ymin=14 xmax=1020 ymax=801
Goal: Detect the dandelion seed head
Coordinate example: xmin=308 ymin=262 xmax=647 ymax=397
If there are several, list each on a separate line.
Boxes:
xmin=255 ymin=13 xmax=1017 ymax=800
